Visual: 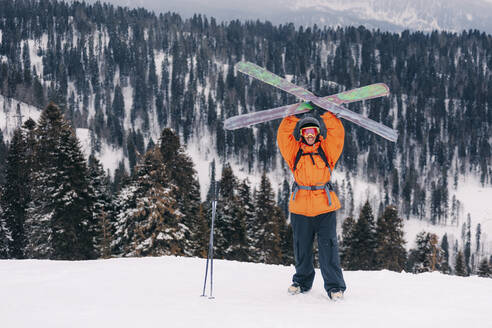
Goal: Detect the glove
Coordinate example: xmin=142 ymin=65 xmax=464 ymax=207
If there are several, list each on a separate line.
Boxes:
xmin=309 ymin=102 xmax=328 ymax=140
xmin=307 ymin=101 xmax=325 ymax=116
xmin=294 ymin=102 xmax=314 ymax=119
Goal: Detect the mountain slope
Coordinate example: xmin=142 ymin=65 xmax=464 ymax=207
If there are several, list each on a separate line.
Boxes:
xmin=290 ymin=0 xmax=492 ymax=33
xmin=84 ymin=0 xmax=492 ymax=34
xmin=1 ymin=256 xmax=490 ymax=327
xmin=0 ymin=0 xmax=491 ymax=267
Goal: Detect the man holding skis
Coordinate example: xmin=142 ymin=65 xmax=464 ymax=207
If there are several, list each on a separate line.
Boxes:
xmin=277 ymin=104 xmax=346 ymax=301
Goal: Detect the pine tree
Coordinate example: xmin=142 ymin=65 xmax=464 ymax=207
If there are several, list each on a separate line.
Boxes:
xmin=277 ymin=179 xmax=290 ymax=217
xmin=440 ymin=233 xmax=451 ymax=274
xmin=464 ymin=215 xmax=472 ymax=274
xmin=0 ymin=130 xmax=7 ymax=186
xmin=475 ymin=223 xmax=481 ymax=271
xmin=0 ymin=203 xmax=12 ymax=258
xmin=253 ymin=173 xmax=282 ymax=264
xmin=214 ymin=164 xmax=248 ymax=261
xmin=159 ymin=128 xmax=202 ymax=256
xmin=477 ymin=258 xmax=491 ymax=278
xmin=237 ymin=178 xmax=256 ymax=261
xmin=408 ymin=232 xmax=442 ymax=273
xmin=340 ymin=216 xmax=356 ymax=269
xmin=112 ymin=148 xmax=183 ymax=256
xmin=194 ymin=204 xmax=210 ymax=258
xmin=130 ymin=149 xmax=183 ymax=256
xmin=1 ymin=129 xmax=30 ymax=258
xmin=348 ymin=201 xmax=378 ymax=270
xmin=111 ymin=183 xmax=140 ymax=256
xmin=455 ymin=250 xmax=468 ymax=277
xmin=88 ymin=155 xmax=113 ymax=258
xmin=24 ymin=167 xmax=54 ymax=259
xmin=277 ymin=206 xmax=294 ymax=266
xmin=24 ymin=102 xmax=96 ymax=260
xmin=375 ymin=205 xmax=407 ymax=271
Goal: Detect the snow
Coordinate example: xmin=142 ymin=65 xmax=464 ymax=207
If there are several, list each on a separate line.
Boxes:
xmin=397 ymin=175 xmax=492 ymax=252
xmin=28 ymin=37 xmax=45 ymax=78
xmin=76 ymin=128 xmax=91 ymax=159
xmin=0 ymin=256 xmax=491 ymax=328
xmin=454 ymin=175 xmax=492 ymax=224
xmin=99 ymin=142 xmax=127 ymax=177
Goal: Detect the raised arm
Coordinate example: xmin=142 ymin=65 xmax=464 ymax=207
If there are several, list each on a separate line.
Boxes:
xmin=319 ymin=111 xmax=345 ymax=169
xmin=277 ymin=115 xmax=300 ymax=170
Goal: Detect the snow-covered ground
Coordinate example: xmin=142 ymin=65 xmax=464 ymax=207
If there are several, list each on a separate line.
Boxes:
xmin=1 ymin=256 xmax=491 ymax=328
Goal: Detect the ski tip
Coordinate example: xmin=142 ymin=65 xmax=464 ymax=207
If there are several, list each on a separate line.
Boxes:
xmin=224 ymin=119 xmax=240 ymax=130
xmin=386 ymin=130 xmax=399 ymax=143
xmin=378 ymin=83 xmax=390 ymax=93
xmin=224 ymin=121 xmax=234 ymax=130
xmin=235 ymin=61 xmax=251 ymax=71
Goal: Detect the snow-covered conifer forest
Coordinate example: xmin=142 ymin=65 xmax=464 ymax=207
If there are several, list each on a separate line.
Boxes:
xmin=0 ymin=0 xmax=491 ymax=279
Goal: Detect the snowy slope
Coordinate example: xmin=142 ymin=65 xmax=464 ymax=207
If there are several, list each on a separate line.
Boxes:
xmin=2 ymin=93 xmax=491 ymax=257
xmin=1 ymin=256 xmax=491 ymax=328
xmin=1 ymin=0 xmax=491 ymax=265
xmin=290 ymin=0 xmax=492 ymax=32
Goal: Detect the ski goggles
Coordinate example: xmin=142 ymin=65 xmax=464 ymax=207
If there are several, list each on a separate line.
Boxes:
xmin=300 ymin=126 xmax=320 ymax=138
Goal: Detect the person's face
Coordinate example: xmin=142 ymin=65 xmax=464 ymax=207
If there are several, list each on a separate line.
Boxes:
xmin=301 ymin=126 xmax=319 ymax=146
xmin=305 ymin=134 xmax=316 ymax=145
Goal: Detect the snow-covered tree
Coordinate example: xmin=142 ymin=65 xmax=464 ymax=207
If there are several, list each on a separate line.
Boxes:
xmin=88 ymin=155 xmax=113 ymax=258
xmin=408 ymin=232 xmax=442 ymax=273
xmin=130 ymin=156 xmax=183 ymax=257
xmin=237 ymin=178 xmax=256 ymax=262
xmin=440 ymin=233 xmax=451 ymax=274
xmin=159 ymin=128 xmax=203 ymax=256
xmin=477 ymin=258 xmax=491 ymax=278
xmin=348 ymin=201 xmax=378 ymax=270
xmin=464 ymin=215 xmax=472 ymax=274
xmin=277 ymin=206 xmax=294 ymax=266
xmin=375 ymin=205 xmax=407 ymax=271
xmin=112 ymin=148 xmax=183 ymax=257
xmin=454 ymin=250 xmax=468 ymax=277
xmin=277 ymin=178 xmax=290 ymax=217
xmin=253 ymin=173 xmax=282 ymax=264
xmin=214 ymin=164 xmax=248 ymax=261
xmin=0 ymin=130 xmax=7 ymax=186
xmin=1 ymin=129 xmax=30 ymax=258
xmin=340 ymin=216 xmax=356 ymax=269
xmin=23 ymin=102 xmax=96 ymax=260
xmin=111 ymin=184 xmax=140 ymax=256
xmin=0 ymin=202 xmax=12 ymax=258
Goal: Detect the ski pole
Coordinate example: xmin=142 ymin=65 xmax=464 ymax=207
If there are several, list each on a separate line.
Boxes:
xmin=201 ymin=182 xmax=218 ymax=299
xmin=201 ymin=243 xmax=210 ymax=297
xmin=208 ymin=198 xmax=217 ymax=299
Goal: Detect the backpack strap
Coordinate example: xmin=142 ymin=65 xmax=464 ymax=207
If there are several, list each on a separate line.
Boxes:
xmin=293 ymin=148 xmax=303 ymax=171
xmin=291 ymin=145 xmax=334 ymax=206
xmin=316 ymin=146 xmax=332 ymax=174
xmin=293 ymin=144 xmax=331 ymax=174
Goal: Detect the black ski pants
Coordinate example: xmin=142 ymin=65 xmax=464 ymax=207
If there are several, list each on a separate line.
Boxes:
xmin=291 ymin=211 xmax=346 ymax=294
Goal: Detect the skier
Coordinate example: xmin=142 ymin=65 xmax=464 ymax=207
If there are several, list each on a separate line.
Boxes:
xmin=277 ymin=105 xmax=346 ymax=301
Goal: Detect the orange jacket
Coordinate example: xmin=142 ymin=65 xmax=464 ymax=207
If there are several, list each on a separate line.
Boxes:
xmin=277 ymin=112 xmax=345 ymax=217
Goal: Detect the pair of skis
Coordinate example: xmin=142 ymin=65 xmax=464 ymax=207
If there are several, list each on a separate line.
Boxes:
xmin=225 ymin=61 xmax=397 ymax=142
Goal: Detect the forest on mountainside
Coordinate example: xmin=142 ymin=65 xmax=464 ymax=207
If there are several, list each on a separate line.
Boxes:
xmin=0 ymin=0 xmax=491 ymax=276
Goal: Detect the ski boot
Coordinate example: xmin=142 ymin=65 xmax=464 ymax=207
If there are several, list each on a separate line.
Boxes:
xmin=328 ymin=289 xmax=344 ymax=302
xmin=288 ymin=282 xmax=310 ymax=295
